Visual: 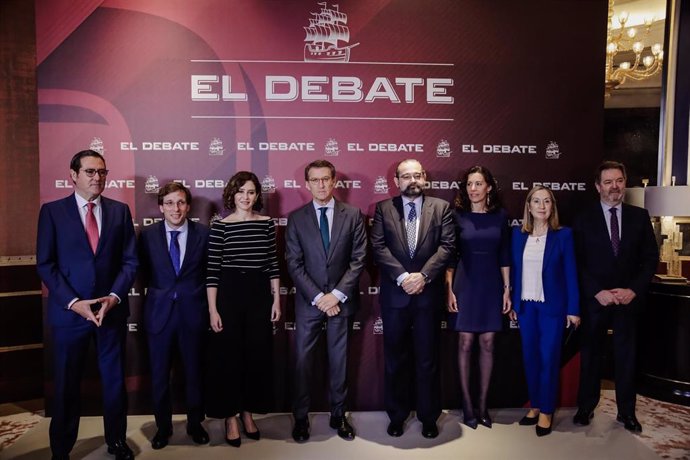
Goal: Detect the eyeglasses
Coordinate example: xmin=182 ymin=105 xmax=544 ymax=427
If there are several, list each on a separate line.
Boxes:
xmin=398 ymin=173 xmax=424 ymax=181
xmin=81 ymin=168 xmax=109 ymax=177
xmin=308 ymin=177 xmax=333 ymax=185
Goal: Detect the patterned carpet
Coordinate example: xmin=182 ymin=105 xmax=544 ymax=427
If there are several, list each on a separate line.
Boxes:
xmin=1 ymin=391 xmax=688 ymax=459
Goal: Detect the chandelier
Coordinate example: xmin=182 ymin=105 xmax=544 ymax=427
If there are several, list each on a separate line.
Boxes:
xmin=605 ymin=0 xmax=664 ymax=97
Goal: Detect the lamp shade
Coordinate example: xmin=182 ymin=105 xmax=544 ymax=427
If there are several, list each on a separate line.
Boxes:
xmin=624 ymin=187 xmax=645 ymax=207
xmin=644 ymin=186 xmax=690 ymax=216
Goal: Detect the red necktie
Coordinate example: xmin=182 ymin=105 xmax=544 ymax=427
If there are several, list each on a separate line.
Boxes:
xmin=85 ymin=202 xmax=99 ymax=253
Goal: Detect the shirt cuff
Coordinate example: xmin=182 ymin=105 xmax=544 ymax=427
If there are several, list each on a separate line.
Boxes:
xmin=109 ymin=293 xmax=122 ymax=304
xmin=396 ymin=272 xmax=410 ymax=286
xmin=311 ymin=292 xmax=325 ymax=306
xmin=331 ymin=289 xmax=347 ymax=303
xmin=67 ymin=297 xmax=79 ymax=310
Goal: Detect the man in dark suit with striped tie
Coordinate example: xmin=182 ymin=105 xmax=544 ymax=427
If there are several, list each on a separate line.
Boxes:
xmin=138 ymin=182 xmax=210 ymax=449
xmin=572 ymin=161 xmax=659 ymax=433
xmin=286 ymin=160 xmax=367 ymax=442
xmin=37 ymin=150 xmax=138 ymax=460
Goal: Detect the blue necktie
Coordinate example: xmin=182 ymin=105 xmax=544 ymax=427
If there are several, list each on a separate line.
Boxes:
xmin=319 ymin=207 xmax=330 ymax=253
xmin=169 ymin=230 xmax=181 ymax=275
xmin=406 ymin=202 xmax=417 ymax=258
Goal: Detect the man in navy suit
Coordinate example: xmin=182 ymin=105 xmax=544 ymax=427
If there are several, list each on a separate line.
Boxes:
xmin=286 ymin=160 xmax=367 ymax=442
xmin=572 ymin=161 xmax=659 ymax=432
xmin=138 ymin=182 xmax=210 ymax=449
xmin=371 ymin=159 xmax=455 ymax=439
xmin=37 ymin=150 xmax=138 ymax=460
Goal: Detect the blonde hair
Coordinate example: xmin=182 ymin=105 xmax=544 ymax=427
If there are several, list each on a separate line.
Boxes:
xmin=521 ymin=185 xmax=561 ymax=233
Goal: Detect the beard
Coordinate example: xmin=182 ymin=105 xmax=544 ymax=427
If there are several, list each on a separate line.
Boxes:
xmin=401 ymin=182 xmax=423 ymax=198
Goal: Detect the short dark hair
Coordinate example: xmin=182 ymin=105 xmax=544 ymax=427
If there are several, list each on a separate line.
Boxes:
xmin=304 ymin=160 xmax=336 ymax=180
xmin=70 ymin=150 xmax=105 ymax=173
xmin=595 ymin=161 xmax=627 ymax=184
xmin=395 ymin=159 xmax=424 ymax=178
xmin=157 ymin=182 xmax=192 ymax=206
xmin=455 ymin=165 xmax=502 ymax=212
xmin=222 ymin=171 xmax=263 ymax=211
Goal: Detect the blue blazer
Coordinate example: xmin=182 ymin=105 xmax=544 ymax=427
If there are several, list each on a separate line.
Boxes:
xmin=510 ymin=226 xmax=579 ymax=318
xmin=37 ymin=194 xmax=138 ymax=327
xmin=138 ymin=220 xmax=210 ymax=334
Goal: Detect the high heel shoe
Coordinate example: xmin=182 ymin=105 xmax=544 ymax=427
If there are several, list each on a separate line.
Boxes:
xmin=536 ymin=414 xmax=552 ymax=437
xmin=519 ymin=413 xmax=539 ymax=426
xmin=462 ymin=406 xmax=478 ymax=430
xmin=225 ymin=417 xmax=241 ymax=447
xmin=240 ymin=414 xmax=261 ymax=441
xmin=478 ymin=410 xmax=492 ymax=428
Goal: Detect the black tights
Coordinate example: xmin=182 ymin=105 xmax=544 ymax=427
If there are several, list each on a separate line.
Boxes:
xmin=458 ymin=332 xmax=495 ymax=416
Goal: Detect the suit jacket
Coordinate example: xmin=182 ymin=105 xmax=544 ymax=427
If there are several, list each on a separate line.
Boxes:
xmin=138 ymin=220 xmax=210 ymax=334
xmin=36 ymin=194 xmax=138 ymax=328
xmin=511 ymin=226 xmax=579 ymax=318
xmin=371 ymin=195 xmax=455 ymax=309
xmin=286 ymin=200 xmax=367 ymax=317
xmin=572 ymin=202 xmax=658 ymax=309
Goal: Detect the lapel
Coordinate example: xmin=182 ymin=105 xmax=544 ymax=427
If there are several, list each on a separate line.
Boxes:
xmin=305 ymin=203 xmax=328 ymax=259
xmin=416 ymin=197 xmax=433 ymax=249
xmin=594 ymin=203 xmax=617 ymax=259
xmin=543 ymin=228 xmax=557 ymax=272
xmin=96 ymin=196 xmax=112 ymax=256
xmin=156 ymin=221 xmax=177 ymax=276
xmin=181 ymin=220 xmax=201 ymax=274
xmin=65 ymin=194 xmax=92 ymax=253
xmin=619 ymin=203 xmax=634 ymax=255
xmin=391 ymin=196 xmax=409 ymax=253
xmin=327 ymin=201 xmax=346 ymax=261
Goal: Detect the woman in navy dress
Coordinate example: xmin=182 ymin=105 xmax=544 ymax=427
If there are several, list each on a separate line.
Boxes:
xmin=446 ymin=166 xmax=511 ymax=429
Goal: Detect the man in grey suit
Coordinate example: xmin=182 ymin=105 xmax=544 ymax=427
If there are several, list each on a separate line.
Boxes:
xmin=371 ymin=159 xmax=454 ymax=439
xmin=286 ymin=159 xmax=367 ymax=442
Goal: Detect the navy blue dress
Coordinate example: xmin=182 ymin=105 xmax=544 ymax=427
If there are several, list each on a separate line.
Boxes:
xmin=451 ymin=209 xmax=511 ymax=332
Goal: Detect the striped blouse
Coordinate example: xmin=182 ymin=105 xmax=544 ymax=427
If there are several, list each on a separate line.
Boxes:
xmin=206 ymin=219 xmax=280 ymax=287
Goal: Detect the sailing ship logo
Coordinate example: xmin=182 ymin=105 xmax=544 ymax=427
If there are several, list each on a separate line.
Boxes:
xmin=374 ymin=176 xmax=389 ymax=194
xmin=545 ymin=141 xmax=562 ymax=159
xmin=89 ymin=137 xmax=105 ymax=154
xmin=303 ymin=2 xmax=359 ymax=62
xmin=209 ymin=137 xmax=224 ymax=156
xmin=261 ymin=175 xmax=276 ymax=193
xmin=373 ymin=316 xmax=384 ymax=335
xmin=436 ymin=139 xmax=452 ymax=158
xmin=324 ymin=138 xmax=340 ymax=156
xmin=144 ymin=175 xmax=160 ymax=194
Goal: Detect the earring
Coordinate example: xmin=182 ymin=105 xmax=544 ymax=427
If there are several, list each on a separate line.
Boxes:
xmin=487 ymin=195 xmax=491 ymax=207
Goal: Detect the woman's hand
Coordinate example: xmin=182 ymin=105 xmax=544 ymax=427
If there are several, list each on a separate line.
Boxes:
xmin=447 ymin=290 xmax=458 ymax=312
xmin=566 ymin=315 xmax=581 ymax=329
xmin=271 ymin=300 xmax=281 ymax=322
xmin=501 ymin=289 xmax=512 ymax=314
xmin=209 ymin=310 xmax=223 ymax=333
xmin=508 ymin=309 xmax=517 ymax=322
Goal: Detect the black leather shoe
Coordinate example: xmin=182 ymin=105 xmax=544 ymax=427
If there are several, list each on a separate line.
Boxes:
xmin=387 ymin=421 xmax=404 ymax=437
xmin=292 ymin=418 xmax=310 ymax=443
xmin=240 ymin=413 xmax=260 ymax=440
xmin=520 ymin=414 xmax=539 ymax=425
xmin=572 ymin=408 xmax=593 ymax=426
xmin=107 ymin=439 xmax=134 ymax=460
xmin=421 ymin=422 xmax=438 ymax=439
xmin=536 ymin=423 xmax=552 ymax=437
xmin=151 ymin=428 xmax=172 ymax=449
xmin=462 ymin=414 xmax=478 ymax=430
xmin=478 ymin=411 xmax=492 ymax=428
xmin=186 ymin=422 xmax=209 ymax=444
xmin=616 ymin=414 xmax=642 ymax=432
xmin=329 ymin=415 xmax=355 ymax=440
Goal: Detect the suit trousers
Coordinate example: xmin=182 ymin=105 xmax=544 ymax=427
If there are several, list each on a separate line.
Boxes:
xmin=578 ymin=302 xmax=639 ymax=416
xmin=147 ymin=303 xmax=204 ymax=430
xmin=517 ymin=301 xmax=565 ymax=414
xmin=293 ymin=312 xmax=351 ymax=419
xmin=50 ymin=320 xmax=127 ymax=456
xmin=206 ymin=269 xmax=273 ymax=418
xmin=381 ymin=303 xmax=441 ymax=425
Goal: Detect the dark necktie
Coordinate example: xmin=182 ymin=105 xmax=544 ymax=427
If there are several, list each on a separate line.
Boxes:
xmin=610 ymin=207 xmax=620 ymax=257
xmin=169 ymin=230 xmax=181 ymax=275
xmin=319 ymin=207 xmax=330 ymax=253
xmin=85 ymin=202 xmax=99 ymax=254
xmin=406 ymin=202 xmax=417 ymax=258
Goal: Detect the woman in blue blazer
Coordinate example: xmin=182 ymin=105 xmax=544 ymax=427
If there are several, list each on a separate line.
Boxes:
xmin=511 ymin=186 xmax=580 ymax=436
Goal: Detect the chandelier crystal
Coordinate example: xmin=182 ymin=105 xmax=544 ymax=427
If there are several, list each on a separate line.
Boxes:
xmin=605 ymin=0 xmax=664 ymax=97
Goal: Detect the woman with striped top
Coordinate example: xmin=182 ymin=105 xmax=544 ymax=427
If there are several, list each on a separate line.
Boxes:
xmin=205 ymin=171 xmax=281 ymax=447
